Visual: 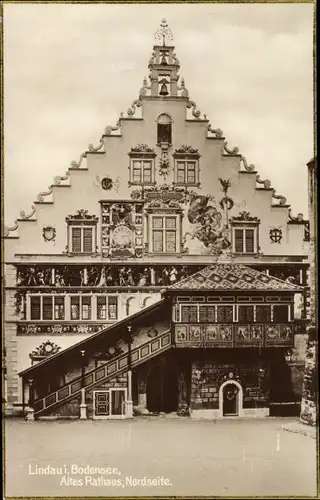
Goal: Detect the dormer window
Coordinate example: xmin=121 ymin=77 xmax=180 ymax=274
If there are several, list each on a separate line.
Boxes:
xmin=173 ymin=146 xmax=200 ymax=186
xmin=229 ymin=211 xmax=260 ymax=255
xmin=157 ymin=114 xmax=172 ymax=145
xmin=65 ymin=210 xmax=98 ymax=255
xmin=128 ymin=144 xmax=156 ymax=186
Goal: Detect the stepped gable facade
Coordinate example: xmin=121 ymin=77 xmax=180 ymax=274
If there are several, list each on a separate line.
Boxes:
xmin=4 ymin=20 xmax=310 ymax=419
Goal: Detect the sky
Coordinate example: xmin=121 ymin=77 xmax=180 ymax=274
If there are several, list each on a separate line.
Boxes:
xmin=3 ymin=2 xmax=314 ymax=226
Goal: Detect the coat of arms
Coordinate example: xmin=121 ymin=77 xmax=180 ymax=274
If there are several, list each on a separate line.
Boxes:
xmin=42 ymin=226 xmax=56 ymax=242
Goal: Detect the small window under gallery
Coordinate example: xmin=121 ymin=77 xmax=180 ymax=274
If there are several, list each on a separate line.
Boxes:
xmin=128 ymin=145 xmax=156 ymax=186
xmin=173 ymin=146 xmax=200 ymax=186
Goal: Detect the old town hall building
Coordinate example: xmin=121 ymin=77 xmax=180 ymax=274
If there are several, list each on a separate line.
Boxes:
xmin=4 ymin=21 xmax=311 ymax=420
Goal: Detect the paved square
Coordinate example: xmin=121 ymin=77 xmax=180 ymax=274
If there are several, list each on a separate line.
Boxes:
xmin=5 ymin=417 xmax=317 ymax=497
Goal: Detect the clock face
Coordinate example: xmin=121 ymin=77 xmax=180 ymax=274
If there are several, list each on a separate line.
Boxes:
xmin=44 ymin=342 xmax=53 ymax=353
xmin=112 ymin=226 xmax=132 ymax=247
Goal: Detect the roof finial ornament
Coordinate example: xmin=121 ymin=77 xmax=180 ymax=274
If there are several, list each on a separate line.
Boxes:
xmin=154 ymin=18 xmax=173 ymax=46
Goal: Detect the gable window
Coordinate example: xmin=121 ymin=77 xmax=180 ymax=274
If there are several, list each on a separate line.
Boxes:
xmin=157 ymin=114 xmax=172 ymax=144
xmin=128 ymin=145 xmax=156 ymax=186
xmin=230 ymin=212 xmax=260 ymax=255
xmin=234 ymin=228 xmax=255 ymax=253
xmin=132 ymin=160 xmax=153 ymax=183
xmin=150 ymin=214 xmax=179 ymax=253
xmin=173 ymin=146 xmax=200 ymax=186
xmin=66 ymin=210 xmax=98 ymax=255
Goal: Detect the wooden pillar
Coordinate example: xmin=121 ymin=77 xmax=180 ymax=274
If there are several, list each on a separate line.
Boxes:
xmin=26 ymin=378 xmax=35 ymax=421
xmin=126 ymin=325 xmax=133 ymax=418
xmin=79 ymin=350 xmax=87 ymax=419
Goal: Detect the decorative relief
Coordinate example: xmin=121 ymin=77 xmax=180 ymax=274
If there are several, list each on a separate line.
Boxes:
xmin=18 ymin=324 xmax=106 ymax=336
xmin=29 ymin=341 xmax=61 ymax=361
xmin=36 ymin=186 xmax=54 ymax=203
xmin=177 ymin=77 xmax=189 ymax=98
xmin=130 ymin=144 xmax=155 ymax=154
xmin=229 ymin=211 xmax=260 ymax=223
xmin=20 ymin=205 xmax=36 ymax=220
xmin=42 ymin=226 xmax=56 ymax=243
xmin=16 ymin=264 xmax=204 ymax=288
xmin=186 ymin=100 xmax=201 ymax=119
xmin=218 ymin=178 xmax=234 ymax=212
xmin=101 ymin=177 xmax=113 ymax=191
xmin=66 ymin=209 xmax=99 ymax=224
xmin=223 ymin=142 xmax=239 ymax=155
xmin=88 ymin=138 xmax=104 ymax=152
xmin=256 ymin=175 xmax=272 ymax=189
xmin=101 ymin=202 xmax=144 ymax=258
xmin=271 ymin=190 xmax=287 ymax=205
xmin=70 ymin=152 xmax=87 ymax=169
xmin=158 ymin=150 xmax=171 ymax=178
xmin=269 ymin=228 xmax=283 ymax=244
xmin=104 ymin=119 xmax=121 ymax=136
xmin=127 ymin=99 xmax=142 ymax=117
xmin=207 ymin=124 xmax=224 ymax=138
xmin=174 ymin=145 xmax=199 ymax=156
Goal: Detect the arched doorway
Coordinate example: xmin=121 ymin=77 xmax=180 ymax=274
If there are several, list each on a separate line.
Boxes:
xmin=146 ymin=360 xmax=179 ymax=413
xmin=219 ymin=381 xmax=243 ymax=417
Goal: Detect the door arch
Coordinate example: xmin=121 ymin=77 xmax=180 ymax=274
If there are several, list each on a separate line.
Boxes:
xmin=219 ymin=380 xmax=243 ymax=417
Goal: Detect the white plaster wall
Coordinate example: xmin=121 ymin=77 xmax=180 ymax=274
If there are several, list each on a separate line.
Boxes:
xmin=5 ymin=96 xmax=308 ymax=259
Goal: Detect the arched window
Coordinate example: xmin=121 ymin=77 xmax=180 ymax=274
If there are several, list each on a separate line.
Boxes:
xmin=157 ymin=114 xmax=172 ymax=145
xmin=142 ymin=296 xmax=153 ymax=309
xmin=126 ymin=297 xmax=136 ymax=316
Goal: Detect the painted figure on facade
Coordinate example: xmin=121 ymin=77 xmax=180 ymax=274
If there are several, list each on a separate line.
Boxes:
xmin=186 ymin=194 xmax=231 ymax=254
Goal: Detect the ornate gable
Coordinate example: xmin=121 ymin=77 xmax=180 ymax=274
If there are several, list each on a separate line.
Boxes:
xmin=169 ymin=264 xmax=303 ymax=292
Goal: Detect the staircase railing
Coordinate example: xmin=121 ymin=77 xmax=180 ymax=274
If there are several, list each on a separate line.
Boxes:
xmin=32 ymin=330 xmax=172 ymax=416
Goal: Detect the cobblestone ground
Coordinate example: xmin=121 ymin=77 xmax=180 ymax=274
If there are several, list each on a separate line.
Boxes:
xmin=5 ymin=417 xmax=317 ymax=497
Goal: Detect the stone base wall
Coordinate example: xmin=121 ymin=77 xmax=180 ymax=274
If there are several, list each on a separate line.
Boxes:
xmin=190 ymin=361 xmax=268 ymax=412
xmin=191 ymin=407 xmax=270 ymax=419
